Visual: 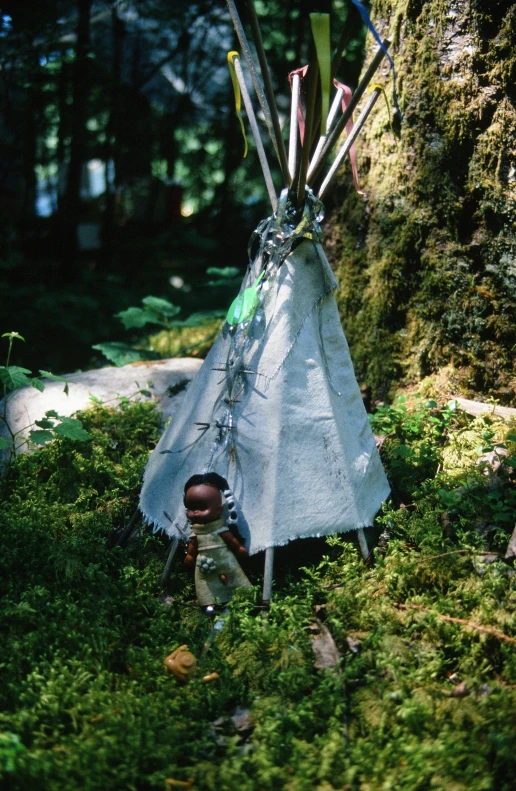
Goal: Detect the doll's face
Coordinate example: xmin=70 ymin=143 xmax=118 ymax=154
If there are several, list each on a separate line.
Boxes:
xmin=185 ymin=484 xmax=224 ymax=524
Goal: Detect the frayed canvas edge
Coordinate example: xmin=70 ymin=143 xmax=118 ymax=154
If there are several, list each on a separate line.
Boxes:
xmin=140 ymin=480 xmax=391 ymax=555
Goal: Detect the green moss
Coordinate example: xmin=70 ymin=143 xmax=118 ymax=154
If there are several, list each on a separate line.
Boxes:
xmin=1 ymin=399 xmax=516 ymax=789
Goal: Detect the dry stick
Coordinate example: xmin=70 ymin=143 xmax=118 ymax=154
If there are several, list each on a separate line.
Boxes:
xmin=318 ymin=87 xmax=381 ymax=200
xmin=418 ymin=549 xmax=500 ymax=562
xmin=296 ymin=57 xmax=319 ymax=209
xmin=288 ymin=73 xmax=301 ymax=180
xmin=233 ymin=55 xmax=278 ymax=211
xmin=226 ymin=0 xmax=279 ymax=167
xmin=307 ymin=86 xmax=344 ymax=180
xmin=245 ymin=0 xmax=290 ymax=187
xmin=396 ymin=602 xmax=516 ymax=646
xmin=308 ymin=40 xmax=389 ymax=189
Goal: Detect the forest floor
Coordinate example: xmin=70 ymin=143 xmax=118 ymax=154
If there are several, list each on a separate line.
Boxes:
xmin=1 ymin=388 xmax=516 ymax=790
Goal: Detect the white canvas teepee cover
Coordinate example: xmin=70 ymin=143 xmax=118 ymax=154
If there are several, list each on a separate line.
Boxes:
xmin=140 ymin=229 xmax=390 ymax=554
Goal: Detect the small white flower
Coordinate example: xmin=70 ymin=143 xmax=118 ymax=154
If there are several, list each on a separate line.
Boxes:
xmin=197 ymin=555 xmax=217 ymax=574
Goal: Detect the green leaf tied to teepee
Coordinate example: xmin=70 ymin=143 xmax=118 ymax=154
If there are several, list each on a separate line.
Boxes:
xmin=309 ymin=13 xmax=331 ymax=135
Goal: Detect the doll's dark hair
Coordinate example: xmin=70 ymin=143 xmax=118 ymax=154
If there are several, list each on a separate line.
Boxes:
xmin=184 ymin=473 xmax=240 ymax=537
xmin=183 ymin=472 xmax=229 ymax=496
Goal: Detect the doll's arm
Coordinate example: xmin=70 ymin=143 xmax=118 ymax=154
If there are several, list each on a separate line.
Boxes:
xmin=220 ymin=530 xmax=248 ymax=559
xmin=184 ymin=536 xmax=198 ymax=569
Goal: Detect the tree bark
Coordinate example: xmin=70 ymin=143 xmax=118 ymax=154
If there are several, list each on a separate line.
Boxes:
xmin=327 ymin=0 xmax=516 ymax=403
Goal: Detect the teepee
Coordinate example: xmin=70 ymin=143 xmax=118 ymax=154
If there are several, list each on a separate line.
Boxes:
xmin=140 ymin=0 xmax=395 ymax=597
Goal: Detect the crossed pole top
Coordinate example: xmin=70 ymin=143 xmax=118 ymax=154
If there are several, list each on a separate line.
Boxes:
xmin=225 ymin=0 xmax=398 ymax=214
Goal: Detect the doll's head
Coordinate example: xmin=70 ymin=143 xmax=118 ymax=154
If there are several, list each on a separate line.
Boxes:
xmin=183 ymin=473 xmax=239 ymax=531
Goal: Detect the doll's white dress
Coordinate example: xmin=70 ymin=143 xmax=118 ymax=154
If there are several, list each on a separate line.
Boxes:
xmin=192 ymin=517 xmax=253 ymax=606
xmin=140 ymin=199 xmax=390 ymax=554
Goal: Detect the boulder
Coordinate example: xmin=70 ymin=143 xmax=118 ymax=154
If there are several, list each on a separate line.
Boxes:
xmin=0 ymin=357 xmax=203 ymax=460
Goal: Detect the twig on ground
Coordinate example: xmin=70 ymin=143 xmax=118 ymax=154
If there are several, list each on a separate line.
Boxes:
xmin=395 ymin=602 xmax=516 ymax=645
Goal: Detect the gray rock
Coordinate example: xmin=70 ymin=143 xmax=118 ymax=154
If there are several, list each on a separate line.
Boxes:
xmin=0 ymin=357 xmax=202 ymax=460
xmin=505 ymin=524 xmax=516 ymax=563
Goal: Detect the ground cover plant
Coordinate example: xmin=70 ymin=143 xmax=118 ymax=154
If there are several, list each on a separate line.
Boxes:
xmin=1 ymin=396 xmax=516 ymax=790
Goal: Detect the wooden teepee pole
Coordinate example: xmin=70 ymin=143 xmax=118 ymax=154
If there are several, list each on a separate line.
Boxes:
xmin=318 ymin=87 xmax=381 ymax=199
xmin=233 ymin=55 xmax=278 ymax=211
xmin=226 ymin=0 xmax=281 ymax=171
xmin=288 ymin=73 xmax=301 ymax=180
xmin=307 ymin=86 xmax=344 ymax=180
xmin=308 ymin=40 xmax=390 ymax=189
xmin=295 ymin=57 xmax=319 ymax=209
xmin=245 ymin=0 xmax=290 ymax=187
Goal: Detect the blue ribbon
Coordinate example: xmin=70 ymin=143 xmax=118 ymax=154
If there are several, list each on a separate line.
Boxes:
xmin=350 ymin=0 xmax=403 ymax=121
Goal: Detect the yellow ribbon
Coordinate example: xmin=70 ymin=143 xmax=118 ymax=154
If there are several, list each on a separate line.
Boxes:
xmin=370 ymin=82 xmax=397 ymax=139
xmin=227 ymin=51 xmax=248 ymax=158
xmin=309 ymin=13 xmax=331 ymax=135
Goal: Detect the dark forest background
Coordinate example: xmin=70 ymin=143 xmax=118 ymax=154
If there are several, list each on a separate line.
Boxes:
xmin=0 ymin=0 xmax=366 ymax=374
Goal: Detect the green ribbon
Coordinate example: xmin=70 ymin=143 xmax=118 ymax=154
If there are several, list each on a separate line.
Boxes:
xmin=309 ymin=13 xmax=331 ymax=135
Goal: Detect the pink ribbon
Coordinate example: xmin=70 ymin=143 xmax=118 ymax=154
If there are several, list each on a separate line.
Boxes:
xmin=288 ymin=69 xmax=363 ymax=194
xmin=333 ymin=78 xmax=363 ymax=195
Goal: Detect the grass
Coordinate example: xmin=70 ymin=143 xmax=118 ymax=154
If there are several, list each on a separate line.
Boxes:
xmin=1 ymin=397 xmax=516 ymax=790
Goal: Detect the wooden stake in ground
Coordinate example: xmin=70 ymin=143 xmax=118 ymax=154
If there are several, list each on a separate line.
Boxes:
xmin=160 ymin=537 xmax=180 ymax=587
xmin=262 ymin=546 xmax=274 ymax=603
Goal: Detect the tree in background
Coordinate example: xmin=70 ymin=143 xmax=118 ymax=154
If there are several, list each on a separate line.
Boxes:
xmin=0 ymin=0 xmax=367 ymax=372
xmin=329 ymin=0 xmax=516 ymax=402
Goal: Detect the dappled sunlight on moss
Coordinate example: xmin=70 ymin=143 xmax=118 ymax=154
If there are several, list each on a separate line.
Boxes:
xmin=1 ymin=401 xmax=516 ymax=789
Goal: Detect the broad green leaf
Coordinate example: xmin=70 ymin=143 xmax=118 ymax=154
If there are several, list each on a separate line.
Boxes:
xmin=0 ymin=437 xmax=11 ymax=450
xmin=92 ymin=342 xmax=154 ymax=367
xmin=115 ymin=306 xmax=161 ymax=330
xmin=206 ymin=267 xmax=240 ymax=279
xmin=180 ymin=310 xmax=225 ymax=327
xmin=393 ymin=444 xmax=412 ymax=458
xmin=1 ymin=331 xmax=25 ymax=342
xmin=0 ymin=366 xmax=33 ymax=389
xmin=141 ymin=296 xmax=180 ymax=318
xmin=207 ymin=278 xmax=241 ymax=288
xmin=39 ymin=371 xmax=70 ymax=395
xmin=54 ymin=418 xmax=91 ymax=442
xmin=29 ymin=429 xmax=54 ymax=446
xmin=45 ymin=409 xmax=59 ymax=418
xmin=30 ymin=378 xmax=45 ymax=392
xmin=89 ymin=394 xmax=103 ymax=405
xmin=35 ymin=418 xmax=55 ymax=429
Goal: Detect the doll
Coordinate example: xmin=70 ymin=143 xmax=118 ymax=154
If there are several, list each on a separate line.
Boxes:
xmin=183 ymin=472 xmax=252 ymax=607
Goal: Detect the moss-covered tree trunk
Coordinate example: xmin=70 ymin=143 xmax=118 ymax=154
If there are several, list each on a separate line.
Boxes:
xmin=328 ymin=0 xmax=516 ymax=402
